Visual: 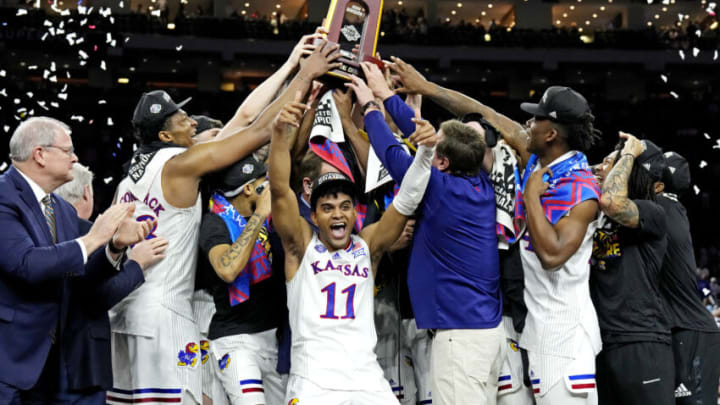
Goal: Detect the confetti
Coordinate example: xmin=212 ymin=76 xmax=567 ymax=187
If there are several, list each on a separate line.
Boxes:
xmin=60 ymin=9 xmax=70 ymax=16
xmin=80 ymin=18 xmax=87 ymax=26
xmin=49 ymin=75 xmax=57 ymax=83
xmin=13 ymin=98 xmax=20 ymax=104
xmin=661 ymin=74 xmax=668 ymax=83
xmin=27 ymin=65 xmax=38 ymax=70
xmin=694 ymin=185 xmax=701 ymax=194
xmin=124 ymin=37 xmax=130 ymax=43
xmin=98 ymin=100 xmax=107 ymax=104
xmin=16 ymin=9 xmax=28 ymax=16
xmin=26 ymin=92 xmax=33 ymax=98
xmin=693 ymin=47 xmax=700 ymax=57
xmin=61 ymin=84 xmax=68 ymax=92
xmin=100 ymin=60 xmax=107 ymax=71
xmin=107 ymin=117 xmax=114 ymax=126
xmin=714 ymin=139 xmax=720 ymax=149
xmin=119 ymin=1 xmax=124 ymax=7
xmin=109 ymin=16 xmax=114 ymax=24
xmin=678 ymin=13 xmax=684 ymax=21
xmin=151 ymin=9 xmax=161 ymax=17
xmin=110 ymin=40 xmax=116 ymax=47
xmin=106 ymin=32 xmax=112 ymax=44
xmin=0 ymin=70 xmax=5 ymax=77
xmin=2 ymin=126 xmax=8 ymax=133
xmin=78 ymin=50 xmax=89 ymax=59
xmin=646 ymin=0 xmax=653 ymax=3
xmin=695 ymin=30 xmax=702 ymax=38
xmin=0 ymin=89 xmax=6 ymax=97
xmin=119 ymin=137 xmax=124 ymax=143
xmin=176 ymin=45 xmax=183 ymax=51
xmin=37 ymin=101 xmax=48 ymax=110
xmin=0 ymin=162 xmax=6 ymax=171
xmin=50 ymin=102 xmax=59 ymax=108
xmin=49 ymin=27 xmax=55 ymax=36
xmin=43 ymin=19 xmax=53 ymax=27
xmin=50 ymin=62 xmax=56 ymax=72
xmin=78 ymin=5 xmax=87 ymax=14
xmin=76 ymin=37 xmax=85 ymax=45
xmin=70 ymin=115 xmax=84 ymax=122
xmin=133 ymin=143 xmax=138 ymax=152
xmin=704 ymin=133 xmax=711 ymax=139
xmin=58 ymin=93 xmax=68 ymax=100
xmin=103 ymin=177 xmax=113 ymax=184
xmin=80 ymin=61 xmax=87 ymax=66
xmin=670 ymin=91 xmax=679 ymax=99
xmin=679 ymin=50 xmax=685 ymax=60
xmin=714 ymin=50 xmax=718 ymax=60
xmin=700 ymin=160 xmax=708 ymax=168
xmin=41 ymin=32 xmax=48 ymax=41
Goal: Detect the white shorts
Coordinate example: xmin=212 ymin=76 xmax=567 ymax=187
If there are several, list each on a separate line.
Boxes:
xmin=211 ymin=328 xmax=287 ymax=405
xmin=527 ymin=328 xmax=598 ymax=405
xmin=284 ymin=374 xmax=399 ymax=405
xmin=376 ymin=317 xmax=433 ymax=404
xmin=109 ymin=308 xmax=202 ymax=404
xmin=497 ymin=317 xmax=534 ymax=405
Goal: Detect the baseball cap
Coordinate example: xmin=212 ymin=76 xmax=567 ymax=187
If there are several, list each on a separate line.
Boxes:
xmin=217 ymin=156 xmax=267 ymax=198
xmin=662 ymin=151 xmax=691 ymax=195
xmin=635 ymin=139 xmax=667 ymax=182
xmin=310 ymin=172 xmax=357 ymax=210
xmin=520 ymin=86 xmax=590 ymax=124
xmin=192 ymin=115 xmax=223 ymax=134
xmin=460 ymin=113 xmax=498 ymax=148
xmin=132 ymin=90 xmax=191 ymax=129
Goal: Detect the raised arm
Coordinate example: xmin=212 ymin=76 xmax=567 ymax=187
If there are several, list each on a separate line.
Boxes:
xmin=162 ymin=41 xmax=341 ymax=208
xmin=269 ymin=99 xmax=314 ymax=281
xmin=360 ymin=61 xmax=417 ymax=138
xmin=333 ymin=88 xmax=369 ymax=173
xmin=206 ymin=189 xmax=271 ymax=283
xmin=362 ymin=121 xmax=437 ymax=276
xmin=523 ymin=166 xmax=599 ymax=270
xmin=599 ymin=132 xmax=645 ymax=228
xmin=215 ymin=31 xmax=325 ymax=136
xmin=389 ymin=56 xmax=531 ymax=166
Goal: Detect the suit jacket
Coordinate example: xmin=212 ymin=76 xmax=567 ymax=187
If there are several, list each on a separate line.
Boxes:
xmin=62 ymin=219 xmax=145 ymax=391
xmin=0 ymin=166 xmax=119 ymax=390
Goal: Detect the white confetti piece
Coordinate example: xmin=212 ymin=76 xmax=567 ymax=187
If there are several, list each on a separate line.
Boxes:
xmin=78 ymin=5 xmax=86 ymax=14
xmin=704 ymin=133 xmax=711 ymax=139
xmin=106 ymin=32 xmax=112 ymax=44
xmin=678 ymin=13 xmax=684 ymax=21
xmin=16 ymin=9 xmax=28 ymax=16
xmin=80 ymin=18 xmax=87 ymax=26
xmin=695 ymin=30 xmax=702 ymax=38
xmin=679 ymin=50 xmax=685 ymax=60
xmin=670 ymin=91 xmax=679 ymax=99
xmin=75 ymin=37 xmax=84 ymax=45
xmin=41 ymin=32 xmax=48 ymax=41
xmin=176 ymin=45 xmax=183 ymax=51
xmin=37 ymin=101 xmax=48 ymax=110
xmin=13 ymin=98 xmax=20 ymax=104
xmin=693 ymin=47 xmax=700 ymax=57
xmin=124 ymin=37 xmax=130 ymax=43
xmin=714 ymin=139 xmax=720 ymax=149
xmin=58 ymin=93 xmax=68 ymax=100
xmin=61 ymin=84 xmax=68 ymax=92
xmin=98 ymin=99 xmax=107 ymax=104
xmin=60 ymin=9 xmax=70 ymax=16
xmin=0 ymin=162 xmax=6 ymax=171
xmin=50 ymin=62 xmax=56 ymax=72
xmin=27 ymin=65 xmax=38 ymax=70
xmin=26 ymin=92 xmax=33 ymax=98
xmin=100 ymin=60 xmax=107 ymax=71
xmin=50 ymin=102 xmax=59 ymax=108
xmin=661 ymin=74 xmax=667 ymax=83
xmin=151 ymin=9 xmax=161 ymax=17
xmin=119 ymin=137 xmax=124 ymax=143
xmin=694 ymin=185 xmax=700 ymax=195
xmin=700 ymin=160 xmax=708 ymax=168
xmin=44 ymin=19 xmax=53 ymax=27
xmin=78 ymin=50 xmax=88 ymax=59
xmin=70 ymin=115 xmax=84 ymax=122
xmin=49 ymin=75 xmax=57 ymax=83
xmin=59 ymin=21 xmax=64 ymax=29
xmin=133 ymin=143 xmax=138 ymax=152
xmin=714 ymin=50 xmax=718 ymax=60
xmin=0 ymin=70 xmax=5 ymax=77
xmin=80 ymin=61 xmax=87 ymax=66
xmin=88 ymin=7 xmax=94 ymax=14
xmin=2 ymin=126 xmax=8 ymax=133
xmin=119 ymin=1 xmax=124 ymax=7
xmin=647 ymin=0 xmax=653 ymax=3
xmin=103 ymin=177 xmax=113 ymax=184
xmin=110 ymin=40 xmax=116 ymax=47
xmin=0 ymin=89 xmax=7 ymax=97
xmin=107 ymin=117 xmax=114 ymax=126
xmin=48 ymin=27 xmax=55 ymax=36
xmin=109 ymin=16 xmax=115 ymax=24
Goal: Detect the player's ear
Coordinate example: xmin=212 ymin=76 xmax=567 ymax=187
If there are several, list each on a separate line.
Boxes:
xmin=310 ymin=211 xmax=318 ymax=226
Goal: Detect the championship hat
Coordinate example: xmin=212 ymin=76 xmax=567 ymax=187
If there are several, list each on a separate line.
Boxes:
xmin=132 ymin=90 xmax=191 ymax=129
xmin=310 ymin=172 xmax=357 ymax=210
xmin=521 ymin=86 xmax=590 ymax=124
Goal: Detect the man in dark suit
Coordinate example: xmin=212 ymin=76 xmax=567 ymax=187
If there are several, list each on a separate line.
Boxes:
xmin=0 ymin=117 xmax=152 ymax=403
xmin=54 ymin=163 xmax=168 ymax=403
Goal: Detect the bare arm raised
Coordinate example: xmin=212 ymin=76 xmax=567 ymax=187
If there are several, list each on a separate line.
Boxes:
xmin=162 ymin=41 xmax=341 ymax=208
xmin=389 ymin=56 xmax=531 ymax=166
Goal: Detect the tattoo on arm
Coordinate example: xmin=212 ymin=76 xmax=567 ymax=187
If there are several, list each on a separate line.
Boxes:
xmin=219 ymin=213 xmax=264 ymax=268
xmin=601 ymin=155 xmax=640 ymax=227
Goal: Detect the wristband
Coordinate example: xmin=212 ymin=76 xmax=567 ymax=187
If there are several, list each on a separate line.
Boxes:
xmin=108 ymin=239 xmax=125 ymax=254
xmin=361 ymin=100 xmax=381 ymax=115
xmin=621 ymin=153 xmax=635 ymax=160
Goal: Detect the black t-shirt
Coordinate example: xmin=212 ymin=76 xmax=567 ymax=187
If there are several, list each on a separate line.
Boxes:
xmin=500 ymin=243 xmax=527 ymax=334
xmin=590 ymin=199 xmax=671 ymax=345
xmin=657 ymin=194 xmax=718 ymax=333
xmin=198 ymin=213 xmax=286 ymax=340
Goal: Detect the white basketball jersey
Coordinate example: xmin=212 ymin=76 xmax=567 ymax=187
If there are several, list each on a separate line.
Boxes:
xmin=518 ymin=154 xmax=602 ymax=360
xmin=287 ymin=233 xmax=388 ymax=391
xmin=111 ymin=147 xmax=202 ymax=326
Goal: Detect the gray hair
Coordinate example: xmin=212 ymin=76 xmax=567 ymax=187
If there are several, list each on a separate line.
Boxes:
xmin=54 ymin=163 xmax=94 ymax=204
xmin=9 ymin=117 xmax=71 ymax=162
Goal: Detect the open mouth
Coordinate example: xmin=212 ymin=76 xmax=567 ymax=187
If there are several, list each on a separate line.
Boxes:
xmin=329 ymin=222 xmax=347 ymax=239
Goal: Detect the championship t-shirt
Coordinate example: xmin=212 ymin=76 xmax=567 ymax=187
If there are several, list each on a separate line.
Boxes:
xmin=657 ymin=194 xmax=719 ymax=333
xmin=590 ymin=199 xmax=671 ymax=345
xmin=198 ymin=213 xmax=286 ymax=339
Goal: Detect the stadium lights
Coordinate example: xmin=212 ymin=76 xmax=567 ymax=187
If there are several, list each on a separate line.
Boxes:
xmin=117 ymin=77 xmax=129 ymax=84
xmin=488 ymin=3 xmax=493 ymax=8
xmin=484 ymin=33 xmax=492 ymax=42
xmin=452 ymin=10 xmax=456 ymax=15
xmin=570 ymin=5 xmax=575 ymax=10
xmin=457 ymin=2 xmax=463 ymax=7
xmin=167 ymin=23 xmax=176 ymax=30
xmin=711 ymin=21 xmax=719 ymax=29
xmin=600 ymin=6 xmax=606 ymax=10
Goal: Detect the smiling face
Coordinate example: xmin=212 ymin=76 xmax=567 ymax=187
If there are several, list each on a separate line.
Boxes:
xmin=592 ymin=150 xmax=618 ymax=188
xmin=311 ymin=191 xmax=357 ymax=251
xmin=161 ymin=110 xmax=197 ymax=147
xmin=525 ymin=116 xmax=556 ymax=155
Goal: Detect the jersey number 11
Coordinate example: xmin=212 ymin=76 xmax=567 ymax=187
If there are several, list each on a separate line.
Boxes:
xmin=320 ymin=282 xmax=356 ymax=320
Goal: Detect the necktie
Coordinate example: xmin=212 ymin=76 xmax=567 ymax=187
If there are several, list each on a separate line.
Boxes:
xmin=41 ymin=195 xmax=56 ymax=243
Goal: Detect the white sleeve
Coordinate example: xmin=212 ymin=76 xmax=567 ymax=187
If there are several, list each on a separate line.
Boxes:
xmin=392 ymin=145 xmax=434 ymax=216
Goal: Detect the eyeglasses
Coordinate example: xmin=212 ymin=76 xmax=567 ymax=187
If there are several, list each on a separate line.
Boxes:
xmin=42 ymin=144 xmax=75 ymax=157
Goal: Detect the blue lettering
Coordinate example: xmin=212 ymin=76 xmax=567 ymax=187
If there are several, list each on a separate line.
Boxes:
xmin=311 ymin=261 xmax=323 ymax=274
xmin=362 ymin=267 xmax=368 ymax=278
